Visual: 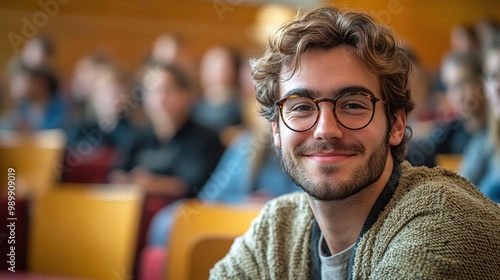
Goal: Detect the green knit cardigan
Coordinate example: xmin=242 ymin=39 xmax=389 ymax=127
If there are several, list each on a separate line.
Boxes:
xmin=210 ymin=162 xmax=500 ymax=279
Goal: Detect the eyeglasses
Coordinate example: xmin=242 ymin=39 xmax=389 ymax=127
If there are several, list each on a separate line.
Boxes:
xmin=275 ymin=91 xmax=386 ymax=132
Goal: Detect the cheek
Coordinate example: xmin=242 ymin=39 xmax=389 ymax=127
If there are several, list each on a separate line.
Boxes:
xmin=274 ymin=122 xmax=314 ymax=153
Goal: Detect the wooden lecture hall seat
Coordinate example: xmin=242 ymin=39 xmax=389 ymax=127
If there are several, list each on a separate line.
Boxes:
xmin=166 ymin=200 xmax=262 ymax=280
xmin=0 ymin=129 xmax=66 ymax=271
xmin=28 ymin=184 xmax=143 ymax=280
xmin=0 ymin=129 xmax=66 ymax=199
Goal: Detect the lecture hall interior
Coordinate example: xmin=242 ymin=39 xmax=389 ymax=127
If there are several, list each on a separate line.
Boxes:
xmin=1 ymin=0 xmax=499 ymax=279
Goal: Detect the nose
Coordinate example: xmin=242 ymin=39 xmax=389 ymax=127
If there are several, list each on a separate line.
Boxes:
xmin=312 ymin=103 xmax=343 ymax=141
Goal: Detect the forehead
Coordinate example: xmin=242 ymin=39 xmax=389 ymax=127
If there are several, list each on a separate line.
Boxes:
xmin=279 ymin=45 xmax=380 ymax=98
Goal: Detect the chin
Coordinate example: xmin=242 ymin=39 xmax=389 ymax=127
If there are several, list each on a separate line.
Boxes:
xmin=303 ymin=183 xmax=366 ymax=201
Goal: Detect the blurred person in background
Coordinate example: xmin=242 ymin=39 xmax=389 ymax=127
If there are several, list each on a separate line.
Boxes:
xmin=20 ymin=35 xmax=56 ymax=70
xmin=406 ymin=52 xmax=486 ymax=167
xmin=0 ymin=34 xmax=66 ymax=131
xmin=433 ymin=24 xmax=479 ymax=94
xmin=69 ymin=51 xmax=111 ymax=124
xmin=150 ymin=33 xmax=198 ymax=92
xmin=450 ymin=25 xmax=479 ymax=55
xmin=109 ymin=61 xmax=224 ymax=199
xmin=61 ymin=62 xmax=139 ymax=183
xmin=192 ymin=46 xmax=243 ymax=138
xmin=150 ymin=34 xmax=183 ymax=65
xmin=441 ymin=52 xmax=486 ymax=135
xmin=0 ymin=60 xmax=67 ymax=131
xmin=464 ymin=38 xmax=500 ymax=202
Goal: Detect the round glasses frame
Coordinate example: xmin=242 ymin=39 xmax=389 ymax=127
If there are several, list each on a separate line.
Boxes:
xmin=275 ymin=91 xmax=386 ymax=132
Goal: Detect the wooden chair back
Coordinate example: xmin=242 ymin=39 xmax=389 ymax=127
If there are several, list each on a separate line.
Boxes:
xmin=166 ymin=200 xmax=262 ymax=280
xmin=28 ymin=184 xmax=143 ymax=280
xmin=0 ymin=129 xmax=66 ymax=198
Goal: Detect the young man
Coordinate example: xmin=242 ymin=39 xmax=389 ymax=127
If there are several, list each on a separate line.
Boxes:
xmin=210 ymin=6 xmax=500 ymax=279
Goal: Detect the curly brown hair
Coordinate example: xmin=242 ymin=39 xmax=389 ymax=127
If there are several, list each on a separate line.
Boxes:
xmin=251 ymin=6 xmax=414 ymax=162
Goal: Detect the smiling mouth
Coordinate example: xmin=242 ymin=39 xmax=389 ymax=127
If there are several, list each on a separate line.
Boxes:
xmin=294 ymin=140 xmax=364 ymax=164
xmin=304 ymin=151 xmax=356 ymax=164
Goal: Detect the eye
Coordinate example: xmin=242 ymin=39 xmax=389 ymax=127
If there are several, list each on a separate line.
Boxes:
xmin=341 ymin=102 xmax=367 ymax=109
xmin=284 ymin=97 xmax=316 ymax=115
xmin=337 ymin=93 xmax=372 ymax=111
xmin=339 ymin=100 xmax=371 ymax=110
xmin=291 ymin=103 xmax=315 ymax=112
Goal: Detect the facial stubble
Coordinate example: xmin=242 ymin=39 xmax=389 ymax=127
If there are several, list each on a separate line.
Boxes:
xmin=278 ymin=129 xmax=391 ymax=201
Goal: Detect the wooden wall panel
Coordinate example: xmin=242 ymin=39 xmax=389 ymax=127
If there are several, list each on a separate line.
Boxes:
xmin=0 ymin=0 xmax=262 ymax=92
xmin=1 ymin=0 xmax=499 ymax=92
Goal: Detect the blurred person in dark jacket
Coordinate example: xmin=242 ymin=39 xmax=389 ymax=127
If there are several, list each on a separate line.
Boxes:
xmin=109 ymin=62 xmax=224 ymax=198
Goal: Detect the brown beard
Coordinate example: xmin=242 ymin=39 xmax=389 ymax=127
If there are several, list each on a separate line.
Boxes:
xmin=278 ymin=132 xmax=390 ymax=201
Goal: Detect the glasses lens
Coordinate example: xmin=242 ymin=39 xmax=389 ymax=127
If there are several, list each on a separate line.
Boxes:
xmin=335 ymin=92 xmax=375 ymax=129
xmin=281 ymin=96 xmax=318 ymax=131
xmin=280 ymin=92 xmax=377 ymax=131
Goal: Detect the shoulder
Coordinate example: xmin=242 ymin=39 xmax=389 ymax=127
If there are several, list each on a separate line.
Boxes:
xmin=394 ymin=162 xmax=499 ymax=216
xmin=398 ymin=162 xmax=494 ymax=203
xmin=355 ymin=162 xmax=500 ymax=278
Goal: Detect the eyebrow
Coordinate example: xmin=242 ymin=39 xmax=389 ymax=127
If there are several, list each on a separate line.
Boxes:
xmin=283 ymin=88 xmax=318 ymax=98
xmin=283 ymin=85 xmax=376 ymax=99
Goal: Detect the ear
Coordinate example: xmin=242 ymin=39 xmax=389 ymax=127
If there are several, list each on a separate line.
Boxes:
xmin=271 ymin=121 xmax=281 ymax=149
xmin=389 ymin=109 xmax=406 ymax=146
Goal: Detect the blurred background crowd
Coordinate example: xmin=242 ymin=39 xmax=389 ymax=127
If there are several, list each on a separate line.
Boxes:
xmin=1 ymin=0 xmax=499 ymax=279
